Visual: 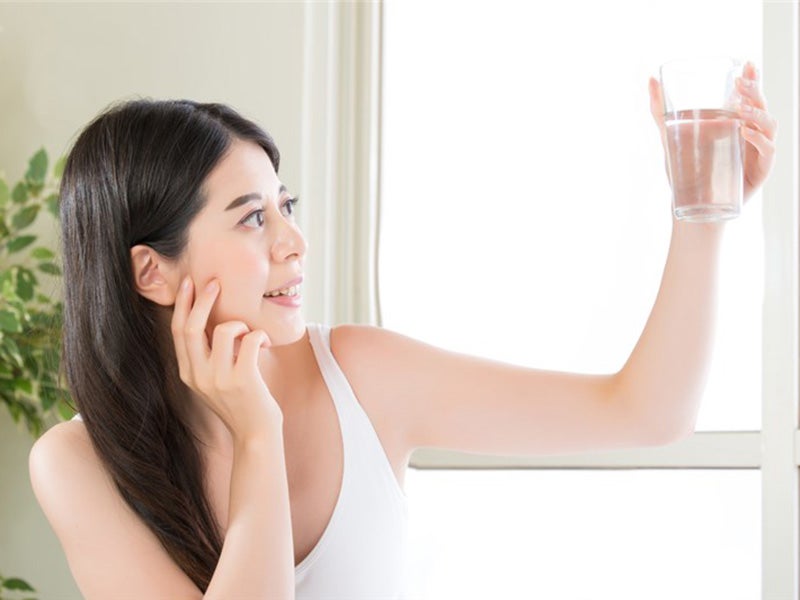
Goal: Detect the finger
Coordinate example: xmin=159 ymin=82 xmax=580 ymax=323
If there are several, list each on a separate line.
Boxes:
xmin=211 ymin=321 xmax=252 ymax=373
xmin=184 ymin=279 xmax=220 ymax=369
xmin=737 ymin=103 xmax=778 ymax=139
xmin=741 ymin=125 xmax=776 ymax=159
xmin=236 ymin=329 xmax=272 ymax=372
xmin=648 ymin=77 xmax=665 ymax=125
xmin=170 ymin=276 xmax=194 ymax=380
xmin=736 ymin=76 xmax=767 ymax=111
xmin=744 ymin=60 xmax=758 ymax=81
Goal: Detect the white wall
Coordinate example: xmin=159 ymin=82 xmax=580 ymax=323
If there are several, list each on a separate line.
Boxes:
xmin=0 ymin=3 xmax=310 ymax=597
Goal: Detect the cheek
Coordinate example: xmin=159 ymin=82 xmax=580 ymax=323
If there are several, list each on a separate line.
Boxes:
xmin=197 ymin=251 xmax=269 ymax=327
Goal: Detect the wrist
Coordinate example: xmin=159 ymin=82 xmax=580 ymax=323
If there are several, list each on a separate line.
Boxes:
xmin=230 ymin=415 xmax=285 ymax=451
xmin=671 ymin=215 xmax=727 ymax=240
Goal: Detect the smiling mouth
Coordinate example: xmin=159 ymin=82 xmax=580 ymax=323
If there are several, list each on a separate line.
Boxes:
xmin=264 ymin=284 xmax=301 ymax=298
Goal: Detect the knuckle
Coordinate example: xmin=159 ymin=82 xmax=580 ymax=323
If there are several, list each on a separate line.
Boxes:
xmin=242 ymin=330 xmax=267 ymax=346
xmin=214 ymin=321 xmax=247 ymax=337
xmin=185 ymin=325 xmax=203 ymax=338
xmin=170 ymin=319 xmax=182 ymax=335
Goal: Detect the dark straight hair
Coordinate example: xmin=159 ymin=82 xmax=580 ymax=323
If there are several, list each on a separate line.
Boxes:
xmin=59 ymin=98 xmax=280 ymax=590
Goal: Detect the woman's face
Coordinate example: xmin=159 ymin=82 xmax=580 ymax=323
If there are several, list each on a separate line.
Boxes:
xmin=180 ymin=137 xmax=307 ymax=346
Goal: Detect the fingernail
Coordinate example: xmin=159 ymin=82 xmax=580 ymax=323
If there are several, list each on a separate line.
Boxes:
xmin=740 ymin=103 xmax=753 ymax=113
xmin=181 ymin=277 xmax=191 ymax=292
xmin=205 ymin=280 xmax=219 ymax=293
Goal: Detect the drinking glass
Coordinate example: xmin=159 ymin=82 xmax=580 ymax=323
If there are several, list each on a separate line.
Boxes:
xmin=659 ymin=57 xmax=744 ymax=222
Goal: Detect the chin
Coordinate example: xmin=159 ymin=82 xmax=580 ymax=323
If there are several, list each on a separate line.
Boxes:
xmin=264 ymin=316 xmax=308 ymax=347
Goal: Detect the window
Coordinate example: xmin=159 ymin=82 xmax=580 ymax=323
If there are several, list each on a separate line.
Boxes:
xmin=378 ymin=0 xmax=797 ymax=597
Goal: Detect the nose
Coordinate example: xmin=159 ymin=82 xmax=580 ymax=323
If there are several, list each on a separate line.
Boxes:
xmin=271 ymin=217 xmax=307 ymax=263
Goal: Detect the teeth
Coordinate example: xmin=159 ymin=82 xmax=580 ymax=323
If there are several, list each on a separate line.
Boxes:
xmin=266 ymin=284 xmax=300 ymax=297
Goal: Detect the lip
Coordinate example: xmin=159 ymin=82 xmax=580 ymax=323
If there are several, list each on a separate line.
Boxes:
xmin=266 ymin=276 xmax=303 ymax=294
xmin=264 ymin=292 xmax=302 ymax=308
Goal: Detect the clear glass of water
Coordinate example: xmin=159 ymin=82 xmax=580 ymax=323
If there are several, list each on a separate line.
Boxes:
xmin=659 ymin=57 xmax=744 ymax=223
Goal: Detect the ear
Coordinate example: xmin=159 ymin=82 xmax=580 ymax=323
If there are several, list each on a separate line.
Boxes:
xmin=130 ymin=244 xmax=180 ymax=306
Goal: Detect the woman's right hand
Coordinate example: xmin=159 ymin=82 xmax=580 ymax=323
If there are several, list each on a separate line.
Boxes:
xmin=171 ymin=276 xmax=283 ymax=439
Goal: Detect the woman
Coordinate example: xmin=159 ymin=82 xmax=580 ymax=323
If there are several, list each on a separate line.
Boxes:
xmin=29 ymin=62 xmax=776 ymax=599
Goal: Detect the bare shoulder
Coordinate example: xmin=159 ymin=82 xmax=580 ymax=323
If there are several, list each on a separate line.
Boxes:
xmin=328 ymin=323 xmax=418 ymax=386
xmin=29 ymin=419 xmax=107 ymax=508
xmin=29 ymin=420 xmax=201 ymax=598
xmin=328 ymin=323 xmax=419 ymax=364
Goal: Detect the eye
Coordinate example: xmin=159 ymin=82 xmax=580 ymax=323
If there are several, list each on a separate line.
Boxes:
xmin=240 ymin=209 xmax=265 ymax=228
xmin=282 ymin=196 xmax=300 ymax=217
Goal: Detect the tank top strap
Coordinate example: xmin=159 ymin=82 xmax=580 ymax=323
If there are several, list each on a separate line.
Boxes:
xmin=306 ymin=322 xmax=408 ymax=507
xmin=307 ymin=322 xmax=357 ymax=442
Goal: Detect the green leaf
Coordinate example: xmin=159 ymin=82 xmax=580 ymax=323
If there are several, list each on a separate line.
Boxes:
xmin=0 ymin=309 xmax=21 ymax=333
xmin=0 ymin=270 xmax=12 ymax=291
xmin=45 ymin=193 xmax=59 ymax=218
xmin=16 ymin=268 xmax=36 ymax=301
xmin=54 ymin=155 xmax=67 ymax=179
xmin=57 ymin=399 xmax=75 ymax=421
xmin=37 ymin=263 xmax=61 ymax=276
xmin=11 ymin=205 xmax=39 ymax=231
xmin=31 ymin=247 xmax=54 ymax=261
xmin=40 ymin=385 xmax=56 ymax=411
xmin=12 ymin=378 xmax=32 ymax=395
xmin=11 ymin=182 xmax=28 ymax=204
xmin=2 ymin=577 xmax=35 ymax=591
xmin=7 ymin=235 xmax=36 ymax=254
xmin=0 ymin=337 xmax=23 ymax=367
xmin=25 ymin=148 xmax=48 ymax=186
xmin=0 ymin=178 xmax=9 ymax=208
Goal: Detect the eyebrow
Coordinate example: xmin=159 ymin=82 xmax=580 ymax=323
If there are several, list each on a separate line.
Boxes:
xmin=225 ymin=184 xmax=287 ymax=211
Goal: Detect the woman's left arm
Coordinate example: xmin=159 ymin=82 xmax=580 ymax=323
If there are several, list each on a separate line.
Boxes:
xmin=624 ymin=61 xmax=778 ymax=435
xmin=332 ymin=63 xmax=777 ymax=460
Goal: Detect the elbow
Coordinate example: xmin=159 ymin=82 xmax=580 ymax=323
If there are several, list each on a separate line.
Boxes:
xmin=648 ymin=417 xmax=696 ymax=447
xmin=612 ymin=370 xmax=697 ymax=447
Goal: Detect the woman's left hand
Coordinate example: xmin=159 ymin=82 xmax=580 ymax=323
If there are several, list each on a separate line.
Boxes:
xmin=649 ymin=61 xmax=778 ymax=204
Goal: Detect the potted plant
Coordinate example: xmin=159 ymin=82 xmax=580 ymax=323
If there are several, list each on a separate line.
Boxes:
xmin=0 ymin=148 xmax=72 ymax=434
xmin=1 ymin=148 xmax=73 ymax=599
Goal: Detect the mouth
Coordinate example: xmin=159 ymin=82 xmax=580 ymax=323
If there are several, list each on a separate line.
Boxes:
xmin=263 ymin=283 xmax=301 ymax=298
xmin=264 ymin=277 xmax=303 ymax=307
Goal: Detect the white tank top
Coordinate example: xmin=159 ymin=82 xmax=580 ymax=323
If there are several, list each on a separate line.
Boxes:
xmin=71 ymin=321 xmax=412 ymax=598
xmin=298 ymin=322 xmax=410 ymax=598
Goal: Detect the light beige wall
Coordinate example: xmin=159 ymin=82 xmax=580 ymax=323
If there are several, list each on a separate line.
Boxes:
xmin=0 ymin=3 xmax=307 ymax=597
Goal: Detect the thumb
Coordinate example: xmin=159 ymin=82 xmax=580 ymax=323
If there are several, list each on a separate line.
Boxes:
xmin=648 ymin=77 xmax=665 ymax=124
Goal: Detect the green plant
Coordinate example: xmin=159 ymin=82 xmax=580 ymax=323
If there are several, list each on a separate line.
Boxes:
xmin=0 ymin=573 xmax=36 ymax=600
xmin=0 ymin=148 xmax=72 ymax=437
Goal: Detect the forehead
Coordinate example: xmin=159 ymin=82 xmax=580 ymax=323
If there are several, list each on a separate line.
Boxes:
xmin=202 ymin=138 xmax=281 ymax=207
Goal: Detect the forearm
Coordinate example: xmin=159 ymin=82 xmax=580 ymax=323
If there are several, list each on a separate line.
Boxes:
xmin=615 ymin=217 xmax=726 ymax=441
xmin=204 ymin=423 xmax=294 ymax=599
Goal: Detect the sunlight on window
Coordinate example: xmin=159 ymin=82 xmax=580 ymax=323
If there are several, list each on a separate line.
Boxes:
xmin=381 ymin=0 xmax=764 ymax=597
xmin=405 ymin=469 xmax=760 ymax=599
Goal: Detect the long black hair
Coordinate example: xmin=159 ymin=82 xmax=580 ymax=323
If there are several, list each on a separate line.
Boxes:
xmin=59 ymin=98 xmax=280 ymax=590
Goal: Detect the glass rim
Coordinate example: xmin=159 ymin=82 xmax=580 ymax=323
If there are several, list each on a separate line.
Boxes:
xmin=659 ymin=56 xmax=744 ymax=77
